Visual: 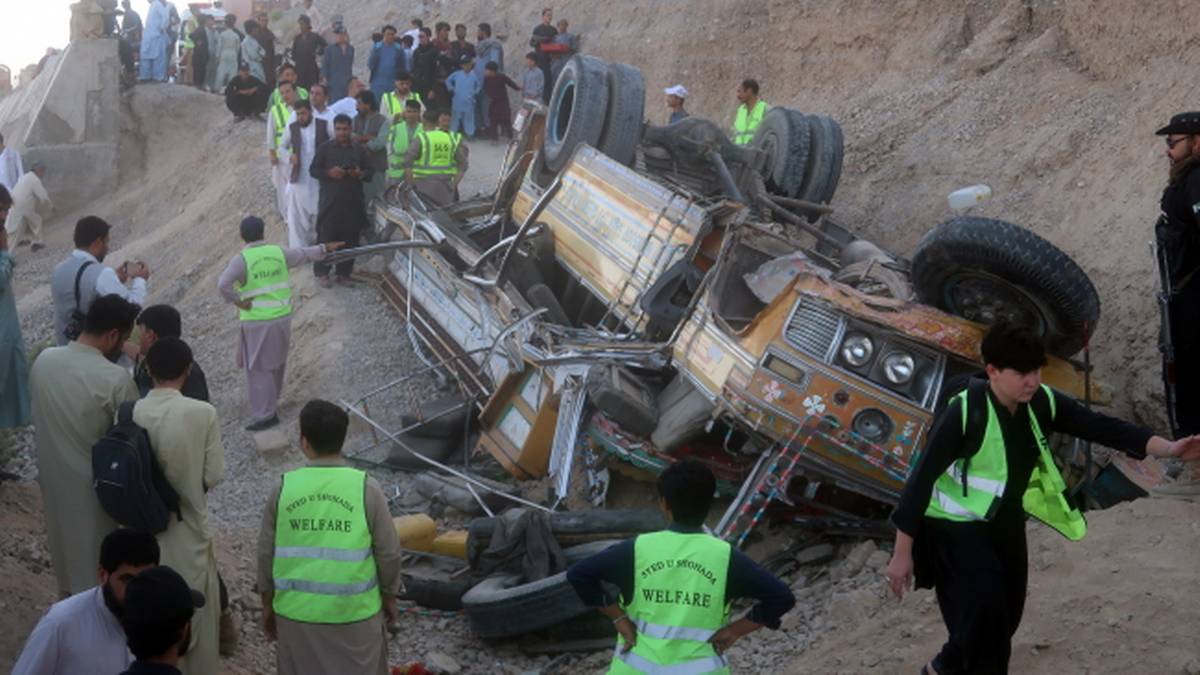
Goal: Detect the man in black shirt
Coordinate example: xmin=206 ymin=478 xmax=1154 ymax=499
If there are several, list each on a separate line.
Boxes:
xmin=134 ymin=304 xmax=209 ymax=400
xmin=1155 ymin=112 xmax=1200 ymax=436
xmin=118 ymin=566 xmax=205 ymax=675
xmin=310 ymin=114 xmax=371 ymax=285
xmin=225 ymin=63 xmax=267 ymax=120
xmin=885 ymin=323 xmax=1200 ymax=675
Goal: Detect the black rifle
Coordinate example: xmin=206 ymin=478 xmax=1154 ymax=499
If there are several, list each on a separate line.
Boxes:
xmin=1152 ymin=225 xmax=1181 ymax=437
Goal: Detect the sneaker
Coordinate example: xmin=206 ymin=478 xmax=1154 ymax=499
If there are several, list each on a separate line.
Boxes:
xmin=244 ymin=414 xmax=279 ymax=432
xmin=30 ymin=243 xmax=45 ymax=252
xmin=317 ymin=275 xmax=333 ymax=288
xmin=335 ymin=276 xmax=357 ymax=286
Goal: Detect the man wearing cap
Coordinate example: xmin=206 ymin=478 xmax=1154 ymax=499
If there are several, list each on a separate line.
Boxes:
xmin=13 ymin=529 xmax=160 ymax=675
xmin=665 ymin=85 xmax=689 ymax=124
xmin=258 ymin=399 xmax=402 ymax=675
xmin=322 ymin=25 xmax=355 ymax=101
xmin=5 ymin=162 xmax=52 ymax=251
xmin=216 ymin=216 xmax=342 ymax=431
xmin=1155 ymin=112 xmax=1200 ymax=439
xmin=117 ymin=566 xmax=206 ymax=675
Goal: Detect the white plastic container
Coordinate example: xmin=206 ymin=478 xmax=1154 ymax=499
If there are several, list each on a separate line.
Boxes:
xmin=947 ymin=184 xmax=993 ymax=210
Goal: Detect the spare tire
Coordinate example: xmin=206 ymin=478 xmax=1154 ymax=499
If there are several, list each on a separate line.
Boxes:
xmin=462 ymin=541 xmax=621 ymax=639
xmin=752 ymin=107 xmax=811 ymax=198
xmin=385 ymin=432 xmax=456 ymax=470
xmin=911 ymin=216 xmax=1100 ymax=357
xmin=797 ymin=114 xmax=844 ymax=208
xmin=596 ymin=62 xmax=645 ymax=166
xmin=543 ymin=55 xmax=610 ymax=173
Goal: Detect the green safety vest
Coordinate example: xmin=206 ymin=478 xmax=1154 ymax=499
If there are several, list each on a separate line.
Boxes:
xmin=272 ymin=466 xmax=382 ymax=624
xmin=382 ymin=90 xmax=423 ymax=117
xmin=270 ymin=98 xmax=291 ymax=150
xmin=924 ymin=384 xmax=1088 ymax=541
xmin=269 ymin=86 xmax=309 ymax=115
xmin=387 ymin=121 xmax=419 ymax=179
xmin=609 ymin=531 xmax=732 ymax=675
xmin=732 ymin=100 xmax=768 ymax=145
xmin=236 ymin=245 xmax=293 ymax=322
xmin=412 ymin=129 xmax=457 ymax=177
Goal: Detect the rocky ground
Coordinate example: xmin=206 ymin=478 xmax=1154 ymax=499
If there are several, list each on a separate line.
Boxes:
xmin=7 ymin=1 xmax=1200 ymax=673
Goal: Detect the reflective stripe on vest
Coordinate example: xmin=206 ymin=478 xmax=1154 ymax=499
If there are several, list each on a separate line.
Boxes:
xmin=412 ymin=129 xmax=457 ymax=177
xmin=732 ymin=100 xmax=768 ymax=145
xmin=608 ymin=531 xmax=732 ymax=675
xmin=272 ymin=466 xmax=381 ymax=624
xmin=236 ymin=245 xmax=292 ymax=321
xmin=387 ymin=121 xmax=418 ymax=178
xmin=924 ymin=384 xmax=1088 ymax=541
xmin=383 ymin=90 xmax=422 ymax=116
xmin=271 ymin=99 xmax=290 ymax=149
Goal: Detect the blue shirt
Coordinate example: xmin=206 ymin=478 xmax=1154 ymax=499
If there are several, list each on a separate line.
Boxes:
xmin=368 ymin=43 xmax=406 ymax=93
xmin=445 ymin=70 xmax=481 ymax=108
xmin=565 ymin=525 xmax=796 ymax=629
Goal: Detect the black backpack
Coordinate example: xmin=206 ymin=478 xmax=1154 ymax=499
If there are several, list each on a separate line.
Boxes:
xmin=935 ymin=375 xmax=1054 ymax=497
xmin=92 ymin=402 xmax=182 ymax=533
xmin=62 ymin=261 xmax=94 ymax=343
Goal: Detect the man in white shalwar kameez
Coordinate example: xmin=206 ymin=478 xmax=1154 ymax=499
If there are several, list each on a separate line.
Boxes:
xmin=0 ymin=133 xmax=23 ymax=193
xmin=279 ymin=100 xmax=333 ymax=248
xmin=138 ymin=0 xmax=170 ymax=82
xmin=267 ymin=82 xmax=301 ymax=221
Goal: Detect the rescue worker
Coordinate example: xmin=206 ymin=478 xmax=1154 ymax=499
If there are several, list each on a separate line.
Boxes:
xmin=1154 ymin=111 xmax=1200 ymax=437
xmin=403 ymin=108 xmax=468 ymax=208
xmin=267 ymin=81 xmax=301 ymax=220
xmin=387 ymin=99 xmax=423 ymax=186
xmin=567 ymin=460 xmax=795 ymax=674
xmin=731 ymin=78 xmax=768 ymax=146
xmin=885 ymin=322 xmax=1200 ymax=675
xmin=215 ymin=216 xmax=342 ymax=430
xmin=380 ymin=71 xmax=424 ymax=120
xmin=258 ymin=399 xmax=402 ymax=675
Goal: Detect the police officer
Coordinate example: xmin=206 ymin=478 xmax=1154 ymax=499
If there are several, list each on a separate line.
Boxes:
xmin=567 ymin=460 xmax=795 ymax=674
xmin=258 ymin=400 xmax=403 ymax=675
xmin=1155 ymin=111 xmax=1200 ymax=436
xmin=731 ymin=78 xmax=768 ymax=146
xmin=885 ymin=322 xmax=1200 ymax=675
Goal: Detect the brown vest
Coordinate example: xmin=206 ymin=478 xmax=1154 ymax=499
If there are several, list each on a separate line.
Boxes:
xmin=289 ymin=119 xmax=330 ymax=182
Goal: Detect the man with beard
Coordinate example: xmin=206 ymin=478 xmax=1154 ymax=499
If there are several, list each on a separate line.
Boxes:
xmin=281 ymin=99 xmax=333 ymax=247
xmin=352 ymin=91 xmax=390 ymax=207
xmin=12 ymin=530 xmax=161 ymax=675
xmin=187 ymin=13 xmax=212 ymax=91
xmin=291 ymin=14 xmax=326 ymax=90
xmin=51 ymin=216 xmax=149 ymax=346
xmin=1154 ymin=112 xmax=1200 ymax=440
xmin=117 ymin=566 xmax=206 ymax=675
xmin=30 ymin=295 xmax=142 ymax=596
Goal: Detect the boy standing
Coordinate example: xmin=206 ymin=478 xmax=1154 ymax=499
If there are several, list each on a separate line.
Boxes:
xmin=445 ymin=56 xmax=481 ymax=139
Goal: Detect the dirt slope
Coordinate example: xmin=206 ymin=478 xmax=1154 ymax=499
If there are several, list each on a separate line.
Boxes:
xmin=784 ymin=497 xmax=1200 ymax=674
xmin=323 ymin=0 xmax=1199 ymax=431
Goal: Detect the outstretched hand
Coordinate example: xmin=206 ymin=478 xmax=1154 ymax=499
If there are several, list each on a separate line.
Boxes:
xmin=1165 ymin=435 xmax=1200 ymax=461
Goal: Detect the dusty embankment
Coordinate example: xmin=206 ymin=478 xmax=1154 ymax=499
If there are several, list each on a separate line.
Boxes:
xmin=784 ymin=497 xmax=1200 ymax=674
xmin=330 ymin=0 xmax=1198 ymax=431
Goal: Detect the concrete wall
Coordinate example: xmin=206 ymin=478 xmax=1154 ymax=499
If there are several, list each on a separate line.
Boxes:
xmin=0 ymin=39 xmax=119 ymax=212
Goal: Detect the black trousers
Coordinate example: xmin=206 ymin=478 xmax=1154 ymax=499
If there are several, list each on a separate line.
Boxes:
xmin=314 ymin=215 xmax=362 ymax=278
xmin=1169 ymin=283 xmax=1200 ymax=436
xmin=924 ymin=518 xmax=1027 ymax=675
